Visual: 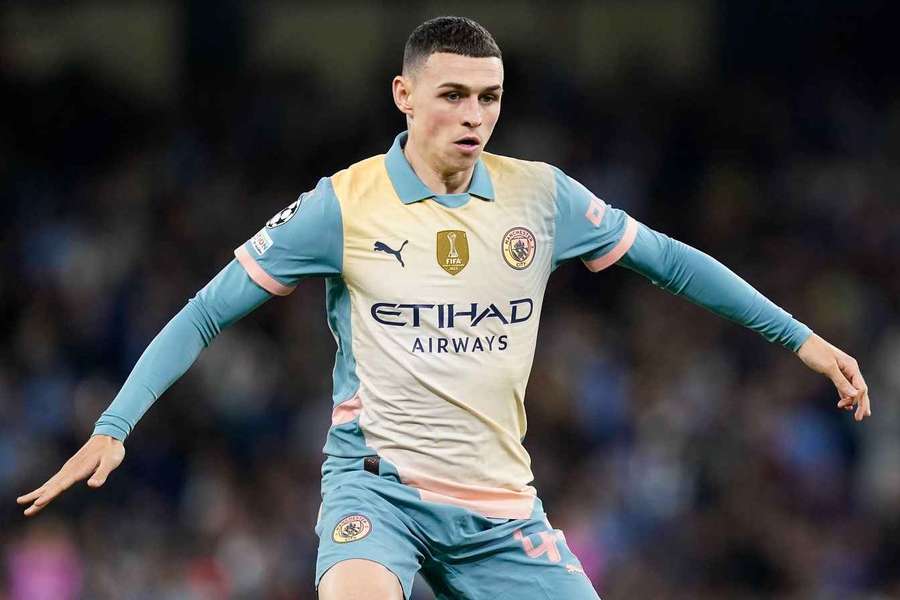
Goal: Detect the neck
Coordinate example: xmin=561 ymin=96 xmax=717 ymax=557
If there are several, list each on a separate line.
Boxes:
xmin=403 ymin=133 xmax=473 ymax=195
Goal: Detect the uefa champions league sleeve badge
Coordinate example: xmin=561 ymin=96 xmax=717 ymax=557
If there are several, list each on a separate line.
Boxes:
xmin=266 ymin=198 xmax=302 ymax=228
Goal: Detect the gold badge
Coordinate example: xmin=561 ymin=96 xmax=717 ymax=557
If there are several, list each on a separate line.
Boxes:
xmin=502 ymin=227 xmax=536 ymax=270
xmin=332 ymin=514 xmax=372 ymax=543
xmin=436 ymin=230 xmax=469 ymax=275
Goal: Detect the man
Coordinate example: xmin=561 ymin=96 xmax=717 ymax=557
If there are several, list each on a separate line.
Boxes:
xmin=18 ymin=16 xmax=870 ymax=600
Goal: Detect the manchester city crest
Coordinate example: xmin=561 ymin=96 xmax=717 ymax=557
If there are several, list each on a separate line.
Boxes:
xmin=332 ymin=514 xmax=372 ymax=543
xmin=502 ymin=227 xmax=536 ymax=270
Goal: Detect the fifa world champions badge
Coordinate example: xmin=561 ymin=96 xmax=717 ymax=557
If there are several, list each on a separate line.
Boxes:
xmin=436 ymin=230 xmax=470 ymax=275
xmin=502 ymin=227 xmax=536 ymax=270
xmin=332 ymin=514 xmax=372 ymax=543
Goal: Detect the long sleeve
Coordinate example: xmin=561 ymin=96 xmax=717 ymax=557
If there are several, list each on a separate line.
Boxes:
xmin=91 ymin=260 xmax=272 ymax=441
xmin=617 ymin=223 xmax=812 ymax=351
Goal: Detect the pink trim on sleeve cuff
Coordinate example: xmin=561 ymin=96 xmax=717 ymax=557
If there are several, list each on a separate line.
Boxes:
xmin=234 ymin=245 xmax=296 ymax=296
xmin=582 ymin=216 xmax=639 ymax=272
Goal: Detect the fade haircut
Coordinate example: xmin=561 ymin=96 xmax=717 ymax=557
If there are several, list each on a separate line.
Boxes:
xmin=403 ymin=16 xmax=502 ymax=77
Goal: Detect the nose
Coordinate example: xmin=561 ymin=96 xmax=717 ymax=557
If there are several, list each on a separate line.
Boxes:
xmin=461 ymin=97 xmax=482 ymax=128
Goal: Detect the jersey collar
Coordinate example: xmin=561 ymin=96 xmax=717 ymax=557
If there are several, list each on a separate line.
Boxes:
xmin=385 ymin=131 xmax=495 ymax=204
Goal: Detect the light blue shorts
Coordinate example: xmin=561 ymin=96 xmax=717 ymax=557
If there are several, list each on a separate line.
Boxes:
xmin=315 ymin=458 xmax=600 ymax=599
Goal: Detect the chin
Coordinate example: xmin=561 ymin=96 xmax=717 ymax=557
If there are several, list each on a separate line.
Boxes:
xmin=456 ymin=157 xmax=479 ymax=172
xmin=455 ymin=149 xmax=481 ymax=166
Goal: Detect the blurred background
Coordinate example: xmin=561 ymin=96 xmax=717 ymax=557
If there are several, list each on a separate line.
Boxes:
xmin=2 ymin=1 xmax=899 ymax=598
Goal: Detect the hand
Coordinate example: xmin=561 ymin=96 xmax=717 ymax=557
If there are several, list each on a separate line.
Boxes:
xmin=797 ymin=333 xmax=871 ymax=421
xmin=17 ymin=434 xmax=125 ymax=517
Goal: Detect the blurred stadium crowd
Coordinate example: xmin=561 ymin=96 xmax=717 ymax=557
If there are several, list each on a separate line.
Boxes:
xmin=2 ymin=2 xmax=899 ymax=599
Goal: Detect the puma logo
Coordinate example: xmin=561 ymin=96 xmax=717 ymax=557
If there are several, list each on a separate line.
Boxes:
xmin=373 ymin=240 xmax=409 ymax=267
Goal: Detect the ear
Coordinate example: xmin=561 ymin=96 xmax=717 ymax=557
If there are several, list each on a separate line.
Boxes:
xmin=392 ymin=75 xmax=414 ymax=116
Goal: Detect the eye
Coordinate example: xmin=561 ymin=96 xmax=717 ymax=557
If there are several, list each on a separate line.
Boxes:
xmin=444 ymin=92 xmax=461 ymax=101
xmin=480 ymin=94 xmax=497 ymax=104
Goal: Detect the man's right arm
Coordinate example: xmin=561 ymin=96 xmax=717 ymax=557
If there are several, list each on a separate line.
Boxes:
xmin=92 ymin=260 xmax=272 ymax=441
xmin=95 ymin=175 xmax=343 ymax=441
xmin=18 ymin=176 xmax=344 ymax=516
xmin=17 ymin=262 xmax=272 ymax=516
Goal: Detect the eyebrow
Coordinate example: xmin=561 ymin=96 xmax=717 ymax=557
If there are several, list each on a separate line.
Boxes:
xmin=437 ymin=82 xmax=503 ymax=93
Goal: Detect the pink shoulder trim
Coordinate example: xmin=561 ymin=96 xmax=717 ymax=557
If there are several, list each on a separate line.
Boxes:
xmin=234 ymin=245 xmax=296 ymax=296
xmin=582 ymin=216 xmax=639 ymax=272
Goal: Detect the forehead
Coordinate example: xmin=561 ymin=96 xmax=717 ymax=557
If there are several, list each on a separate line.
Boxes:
xmin=417 ymin=53 xmax=503 ymax=87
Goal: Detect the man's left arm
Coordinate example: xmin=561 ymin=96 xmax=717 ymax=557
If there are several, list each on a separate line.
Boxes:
xmin=617 ymin=223 xmax=871 ymax=421
xmin=550 ymin=166 xmax=870 ymax=421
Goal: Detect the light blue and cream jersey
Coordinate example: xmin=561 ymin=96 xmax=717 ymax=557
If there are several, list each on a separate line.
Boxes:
xmin=93 ymin=132 xmax=809 ymax=515
xmin=234 ymin=132 xmax=637 ymax=519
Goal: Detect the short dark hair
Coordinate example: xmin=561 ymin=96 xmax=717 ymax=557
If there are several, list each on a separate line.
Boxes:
xmin=403 ymin=16 xmax=502 ymax=76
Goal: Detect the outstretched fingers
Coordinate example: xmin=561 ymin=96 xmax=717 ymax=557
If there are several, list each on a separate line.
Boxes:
xmin=17 ymin=455 xmax=100 ymax=516
xmin=16 ymin=488 xmax=43 ymax=505
xmin=17 ymin=481 xmax=63 ymax=517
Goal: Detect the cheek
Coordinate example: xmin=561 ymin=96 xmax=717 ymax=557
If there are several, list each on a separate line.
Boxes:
xmin=483 ymin=104 xmax=501 ymax=131
xmin=421 ymin=105 xmax=457 ymax=134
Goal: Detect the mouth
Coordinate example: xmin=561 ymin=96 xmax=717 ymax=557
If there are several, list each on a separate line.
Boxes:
xmin=453 ymin=136 xmax=481 ymax=153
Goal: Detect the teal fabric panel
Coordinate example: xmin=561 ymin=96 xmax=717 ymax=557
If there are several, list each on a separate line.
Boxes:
xmin=237 ymin=176 xmax=343 ymax=285
xmin=92 ymin=260 xmax=271 ymax=440
xmin=618 ymin=223 xmax=812 ymax=351
xmin=551 ymin=166 xmax=630 ymax=270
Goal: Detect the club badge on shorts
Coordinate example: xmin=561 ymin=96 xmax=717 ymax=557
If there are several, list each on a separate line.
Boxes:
xmin=502 ymin=227 xmax=536 ymax=270
xmin=332 ymin=514 xmax=372 ymax=543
